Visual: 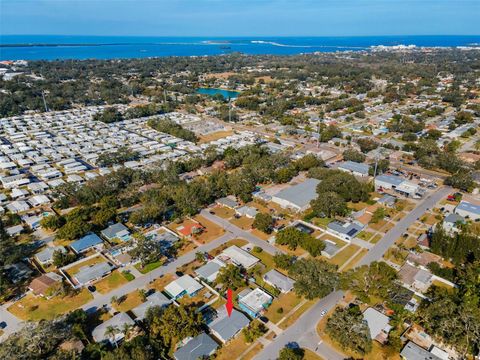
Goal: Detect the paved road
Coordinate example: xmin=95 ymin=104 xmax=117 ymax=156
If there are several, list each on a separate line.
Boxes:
xmin=1 ymin=217 xmax=277 ymax=340
xmin=255 ymin=291 xmax=345 ymax=360
xmin=200 ymin=210 xmax=285 ymax=255
xmin=254 ymin=187 xmax=451 ymax=360
xmin=357 ymin=186 xmax=451 ymax=266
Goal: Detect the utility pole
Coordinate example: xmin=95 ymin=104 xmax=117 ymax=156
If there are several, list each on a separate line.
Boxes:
xmin=41 ymin=90 xmax=49 ymax=112
xmin=373 ymin=156 xmax=379 ymax=178
xmin=317 ymin=120 xmax=321 ymax=148
xmin=228 ymin=98 xmax=232 ymax=122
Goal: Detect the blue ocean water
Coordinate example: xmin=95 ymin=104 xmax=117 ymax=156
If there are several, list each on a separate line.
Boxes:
xmin=0 ymin=35 xmax=479 ymax=60
xmin=196 ymin=88 xmax=239 ymax=99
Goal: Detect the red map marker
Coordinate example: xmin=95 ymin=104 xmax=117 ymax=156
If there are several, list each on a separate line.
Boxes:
xmin=226 ymin=288 xmax=233 ymax=317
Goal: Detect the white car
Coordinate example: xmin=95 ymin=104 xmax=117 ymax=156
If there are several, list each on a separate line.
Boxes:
xmin=320 ymin=310 xmax=327 ymax=317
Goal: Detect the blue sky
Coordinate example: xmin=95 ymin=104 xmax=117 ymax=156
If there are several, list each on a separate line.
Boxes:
xmin=1 ymin=0 xmax=479 ymax=37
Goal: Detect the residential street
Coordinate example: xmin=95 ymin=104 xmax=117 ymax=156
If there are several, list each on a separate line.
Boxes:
xmin=1 ymin=216 xmax=280 ymax=341
xmin=254 ymin=186 xmax=451 ymax=360
xmin=199 ymin=209 xmax=285 ymax=255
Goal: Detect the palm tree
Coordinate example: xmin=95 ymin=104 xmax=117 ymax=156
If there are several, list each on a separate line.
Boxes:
xmin=474 ymin=140 xmax=480 ymax=151
xmin=104 ymin=325 xmax=119 ymax=348
xmin=122 ymin=323 xmax=133 ymax=341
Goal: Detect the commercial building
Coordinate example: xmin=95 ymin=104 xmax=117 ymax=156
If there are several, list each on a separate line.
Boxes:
xmin=337 ymin=161 xmax=370 ymax=177
xmin=271 ymin=178 xmax=321 ymax=212
xmin=454 ymin=200 xmax=480 ymax=221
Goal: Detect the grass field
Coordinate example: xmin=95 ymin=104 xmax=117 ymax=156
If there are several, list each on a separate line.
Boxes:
xmin=135 ymin=260 xmax=164 ymax=274
xmin=264 ymin=292 xmax=302 ymax=324
xmin=215 ymin=333 xmax=251 ymax=360
xmin=113 ymin=290 xmax=145 ymax=312
xmin=279 ymin=299 xmax=315 ymax=330
xmin=198 ymin=130 xmax=234 ymax=144
xmin=148 ymin=273 xmax=174 ymax=292
xmin=193 ymin=215 xmax=225 ymax=244
xmin=329 ymin=245 xmax=360 ymax=267
xmin=241 ymin=343 xmax=264 ymax=360
xmin=209 ymin=238 xmax=249 ymax=257
xmin=342 ymin=249 xmax=368 ymax=271
xmin=95 ymin=270 xmax=129 ymax=294
xmin=230 ymin=216 xmax=254 ymax=230
xmin=213 ymin=206 xmax=235 ymax=219
xmin=8 ymin=289 xmax=93 ymax=321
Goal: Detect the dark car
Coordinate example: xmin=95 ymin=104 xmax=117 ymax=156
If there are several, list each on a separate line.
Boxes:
xmin=87 ymin=285 xmax=96 ymax=293
xmin=209 ymin=211 xmax=215 ymax=215
xmin=259 ymin=316 xmax=269 ymax=324
xmin=175 ymin=271 xmax=184 ymax=277
xmin=0 ymin=321 xmax=7 ymax=329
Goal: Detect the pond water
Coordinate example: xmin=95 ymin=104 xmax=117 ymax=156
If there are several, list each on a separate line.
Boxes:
xmin=196 ymin=87 xmax=239 ymax=99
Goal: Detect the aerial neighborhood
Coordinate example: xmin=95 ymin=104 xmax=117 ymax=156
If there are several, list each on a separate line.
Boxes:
xmin=0 ymin=47 xmax=479 ymax=360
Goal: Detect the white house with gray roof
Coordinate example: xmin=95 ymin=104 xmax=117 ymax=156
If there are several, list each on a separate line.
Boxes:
xmin=73 ymin=261 xmax=114 ymax=286
xmin=35 ymin=246 xmax=66 ymax=265
xmin=131 ymin=292 xmax=172 ymax=320
xmin=271 ymin=178 xmax=321 ymax=212
xmin=327 ymin=220 xmax=363 ymax=241
xmin=173 ymin=333 xmax=218 ymax=360
xmin=195 ymin=258 xmax=225 ymax=282
xmin=208 ymin=308 xmax=250 ymax=343
xmin=262 ymin=269 xmax=295 ymax=293
xmin=92 ymin=312 xmax=135 ymax=345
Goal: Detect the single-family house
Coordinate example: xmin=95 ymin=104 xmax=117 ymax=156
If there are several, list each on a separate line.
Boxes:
xmin=208 ymin=308 xmax=250 ymax=343
xmin=442 ymin=213 xmax=465 ymax=233
xmin=216 ymin=196 xmax=239 ymax=209
xmin=400 ymin=341 xmax=443 ymax=360
xmin=195 ymin=258 xmax=226 ymax=282
xmin=164 ymin=275 xmax=204 ymax=299
xmin=238 ymin=288 xmax=273 ymax=318
xmin=35 ymin=246 xmax=67 ymax=266
xmin=131 ymin=292 xmax=172 ymax=320
xmin=363 ymin=308 xmax=392 ymax=344
xmin=101 ymin=223 xmax=131 ymax=242
xmin=92 ymin=312 xmax=135 ymax=345
xmin=262 ymin=269 xmax=295 ymax=293
xmin=173 ymin=333 xmax=218 ymax=360
xmin=28 ymin=272 xmax=63 ymax=298
xmin=235 ymin=205 xmax=258 ymax=219
xmin=73 ymin=261 xmax=114 ymax=286
xmin=327 ymin=220 xmax=363 ymax=241
xmin=6 ymin=224 xmax=23 ymax=237
xmin=70 ymin=233 xmax=103 ymax=254
xmin=220 ymin=245 xmax=259 ymax=269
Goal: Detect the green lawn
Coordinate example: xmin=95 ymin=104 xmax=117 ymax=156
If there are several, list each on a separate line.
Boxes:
xmin=329 ymin=245 xmax=360 ymax=267
xmin=135 ymin=260 xmax=163 ymax=274
xmin=95 ymin=270 xmax=129 ymax=294
xmin=311 ymin=217 xmax=333 ymax=229
xmin=122 ymin=270 xmax=135 ymax=281
xmin=8 ymin=290 xmax=93 ymax=321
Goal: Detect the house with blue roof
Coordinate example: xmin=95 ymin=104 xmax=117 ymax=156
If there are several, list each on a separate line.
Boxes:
xmin=455 ymin=200 xmax=480 ymax=221
xmin=70 ymin=233 xmax=104 ymax=254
